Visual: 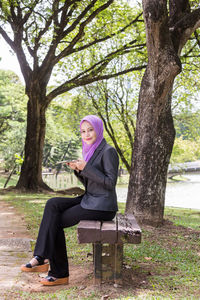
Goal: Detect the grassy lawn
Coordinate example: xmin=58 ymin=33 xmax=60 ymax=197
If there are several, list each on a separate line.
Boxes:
xmin=0 ymin=173 xmax=18 ymax=189
xmin=0 ymin=191 xmax=199 ymax=299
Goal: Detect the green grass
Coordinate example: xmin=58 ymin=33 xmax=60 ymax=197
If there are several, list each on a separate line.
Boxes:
xmin=0 ymin=192 xmax=200 ymax=299
xmin=0 ymin=174 xmax=18 ymax=188
xmin=164 ymin=207 xmax=200 ymax=230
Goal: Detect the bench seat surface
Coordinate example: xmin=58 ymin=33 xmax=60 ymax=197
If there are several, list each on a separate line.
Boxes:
xmin=78 ymin=213 xmax=141 ymax=244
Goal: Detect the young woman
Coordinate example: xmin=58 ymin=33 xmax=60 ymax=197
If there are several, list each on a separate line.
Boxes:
xmin=21 ymin=115 xmax=119 ymax=286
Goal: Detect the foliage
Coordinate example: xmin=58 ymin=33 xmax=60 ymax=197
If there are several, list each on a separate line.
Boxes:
xmin=171 ymin=28 xmax=200 ymax=162
xmin=174 ymin=110 xmax=200 ymax=140
xmin=171 ymin=136 xmax=200 ymax=163
xmin=14 ymin=153 xmax=24 ymax=174
xmin=0 ymin=69 xmax=27 ymax=170
xmin=0 ymin=70 xmax=26 ymax=133
xmin=0 ymin=0 xmax=145 ymax=97
xmin=44 ymin=97 xmax=82 ymax=172
xmin=43 ymin=140 xmax=80 ymax=173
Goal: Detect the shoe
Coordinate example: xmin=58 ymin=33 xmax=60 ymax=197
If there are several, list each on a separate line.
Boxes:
xmin=40 ymin=275 xmax=69 ymax=286
xmin=21 ymin=256 xmax=49 ymax=273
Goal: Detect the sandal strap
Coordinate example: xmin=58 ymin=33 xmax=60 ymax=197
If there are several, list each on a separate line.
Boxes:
xmin=25 ymin=256 xmax=45 ymax=268
xmin=45 ymin=276 xmax=56 ymax=282
xmin=35 ymin=256 xmax=45 ymax=265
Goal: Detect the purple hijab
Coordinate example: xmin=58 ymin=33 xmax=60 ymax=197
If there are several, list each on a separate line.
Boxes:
xmin=80 ymin=115 xmax=104 ymax=162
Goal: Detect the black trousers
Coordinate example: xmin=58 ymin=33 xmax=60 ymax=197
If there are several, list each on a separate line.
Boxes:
xmin=33 ymin=196 xmax=116 ymax=278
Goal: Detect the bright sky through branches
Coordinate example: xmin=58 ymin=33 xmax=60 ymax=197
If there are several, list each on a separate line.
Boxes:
xmin=0 ymin=37 xmax=24 ymax=83
xmin=0 ymin=0 xmax=139 ymax=84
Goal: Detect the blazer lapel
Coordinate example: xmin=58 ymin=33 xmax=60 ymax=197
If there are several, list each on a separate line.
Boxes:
xmin=87 ymin=139 xmax=106 ymax=165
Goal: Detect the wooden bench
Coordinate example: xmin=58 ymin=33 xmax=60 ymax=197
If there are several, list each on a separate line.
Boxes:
xmin=77 ymin=213 xmax=142 ymax=284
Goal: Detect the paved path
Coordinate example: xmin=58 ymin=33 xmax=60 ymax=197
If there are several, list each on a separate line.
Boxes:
xmin=0 ymin=202 xmax=33 ymax=291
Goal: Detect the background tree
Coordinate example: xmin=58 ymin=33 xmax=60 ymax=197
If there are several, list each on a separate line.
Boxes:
xmin=0 ymin=70 xmax=27 ymax=171
xmin=126 ymin=0 xmax=200 ymax=226
xmin=0 ymin=0 xmax=144 ymax=191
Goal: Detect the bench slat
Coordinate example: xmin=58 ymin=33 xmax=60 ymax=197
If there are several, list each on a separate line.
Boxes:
xmin=117 ymin=214 xmax=141 ymax=244
xmin=101 ymin=220 xmax=117 ymax=244
xmin=77 ymin=213 xmax=141 ymax=244
xmin=77 ymin=220 xmax=101 ymax=243
xmin=125 ymin=213 xmax=142 ymax=232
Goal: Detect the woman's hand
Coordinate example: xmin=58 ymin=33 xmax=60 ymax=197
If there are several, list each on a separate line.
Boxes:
xmin=75 ymin=159 xmax=86 ymax=171
xmin=67 ymin=159 xmax=86 ymax=171
xmin=67 ymin=161 xmax=78 ymax=171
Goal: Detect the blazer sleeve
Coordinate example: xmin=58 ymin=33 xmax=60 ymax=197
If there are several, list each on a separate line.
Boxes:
xmin=80 ymin=147 xmax=119 ymax=190
xmin=74 ymin=170 xmax=86 ymax=187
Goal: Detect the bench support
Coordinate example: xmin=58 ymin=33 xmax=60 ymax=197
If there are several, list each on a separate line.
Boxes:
xmin=77 ymin=214 xmax=141 ymax=285
xmin=93 ymin=242 xmax=123 ymax=284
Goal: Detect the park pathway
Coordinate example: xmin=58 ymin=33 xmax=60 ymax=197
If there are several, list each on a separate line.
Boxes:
xmin=0 ymin=201 xmax=33 ymax=292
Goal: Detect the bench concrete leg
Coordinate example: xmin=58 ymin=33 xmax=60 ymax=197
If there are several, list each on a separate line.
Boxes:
xmin=114 ymin=244 xmax=123 ymax=284
xmin=93 ymin=243 xmax=123 ymax=284
xmin=93 ymin=242 xmax=102 ymax=284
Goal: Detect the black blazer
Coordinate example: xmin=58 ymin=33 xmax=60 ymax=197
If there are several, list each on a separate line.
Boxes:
xmin=74 ymin=139 xmax=119 ymax=211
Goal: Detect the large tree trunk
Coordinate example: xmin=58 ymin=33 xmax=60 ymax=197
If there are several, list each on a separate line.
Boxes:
xmin=126 ymin=0 xmax=181 ymax=226
xmin=16 ymin=84 xmax=51 ymax=192
xmin=126 ymin=78 xmax=176 ymax=226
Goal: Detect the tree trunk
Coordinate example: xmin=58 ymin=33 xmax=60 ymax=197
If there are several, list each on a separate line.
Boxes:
xmin=126 ymin=0 xmax=181 ymax=226
xmin=16 ymin=85 xmax=51 ymax=192
xmin=126 ymin=76 xmax=176 ymax=226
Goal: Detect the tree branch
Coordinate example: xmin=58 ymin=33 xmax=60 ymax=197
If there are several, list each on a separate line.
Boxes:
xmin=0 ymin=26 xmax=15 ymax=50
xmin=46 ymin=39 xmax=143 ymax=101
xmin=170 ymin=7 xmax=200 ymax=54
xmin=53 ymin=0 xmax=114 ymax=63
xmin=182 ymin=41 xmax=198 ymax=57
xmin=61 ymin=0 xmax=100 ymax=38
xmin=21 ymin=0 xmax=41 ymax=25
xmin=0 ymin=25 xmax=31 ymax=81
xmin=39 ymin=0 xmax=105 ymax=77
xmin=194 ymin=30 xmax=200 ymax=48
xmin=47 ymin=64 xmax=146 ymax=102
xmin=56 ymin=12 xmax=143 ymax=60
xmin=48 ymin=39 xmax=138 ymax=91
xmin=169 ymin=0 xmax=191 ymax=27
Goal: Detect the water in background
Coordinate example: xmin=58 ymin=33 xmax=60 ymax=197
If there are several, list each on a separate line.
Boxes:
xmin=165 ymin=173 xmax=200 ymax=209
xmin=116 ymin=172 xmax=200 ymax=210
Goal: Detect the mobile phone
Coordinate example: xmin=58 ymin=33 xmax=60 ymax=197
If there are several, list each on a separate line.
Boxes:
xmin=56 ymin=160 xmax=76 ymax=165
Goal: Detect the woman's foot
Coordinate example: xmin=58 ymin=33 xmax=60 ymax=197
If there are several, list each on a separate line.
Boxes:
xmin=40 ymin=275 xmax=69 ymax=286
xmin=21 ymin=256 xmax=49 ymax=273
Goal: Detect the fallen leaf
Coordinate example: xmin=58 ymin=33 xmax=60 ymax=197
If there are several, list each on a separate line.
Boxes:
xmin=144 ymin=257 xmax=152 ymax=260
xmin=125 ymin=265 xmax=131 ymax=269
xmin=101 ymin=295 xmax=109 ymax=300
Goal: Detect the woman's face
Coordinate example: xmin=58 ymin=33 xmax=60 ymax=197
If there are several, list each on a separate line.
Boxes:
xmin=81 ymin=121 xmax=97 ymax=145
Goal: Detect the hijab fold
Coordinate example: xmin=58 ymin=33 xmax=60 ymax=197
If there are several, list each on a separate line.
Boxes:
xmin=80 ymin=115 xmax=104 ymax=162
